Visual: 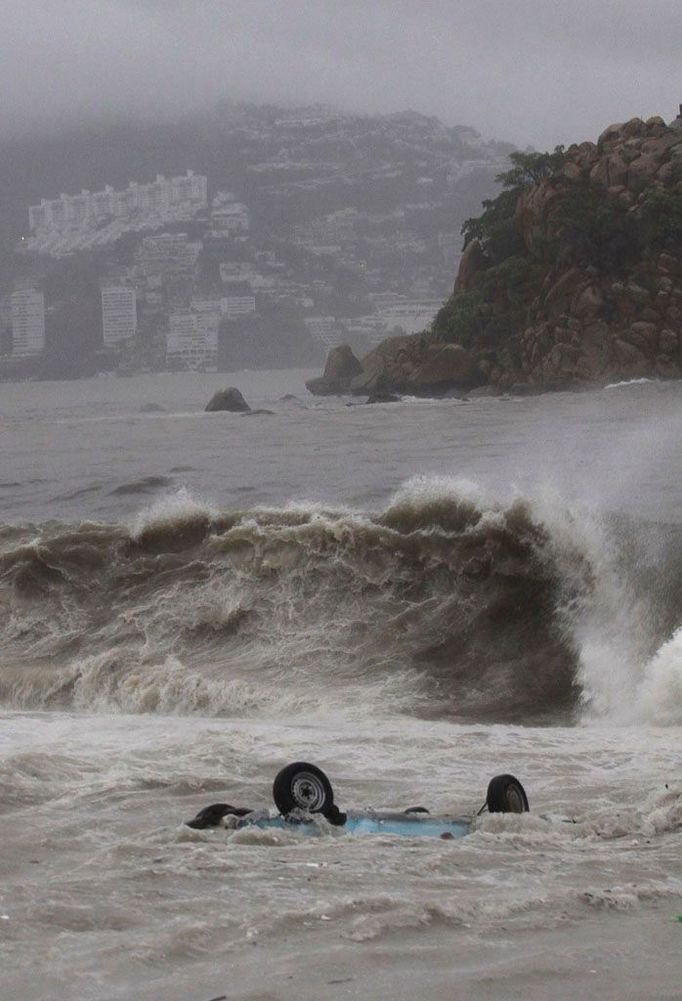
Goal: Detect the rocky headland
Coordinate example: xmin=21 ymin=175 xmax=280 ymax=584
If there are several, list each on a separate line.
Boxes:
xmin=307 ymin=111 xmax=682 ymax=396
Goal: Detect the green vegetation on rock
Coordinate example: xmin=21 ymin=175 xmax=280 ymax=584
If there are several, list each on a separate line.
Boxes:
xmin=430 ymin=115 xmax=682 ymax=389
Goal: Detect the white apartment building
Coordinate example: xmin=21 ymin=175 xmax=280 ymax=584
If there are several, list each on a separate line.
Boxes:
xmin=211 ymin=193 xmax=250 ymax=235
xmin=378 ymin=299 xmax=443 ymax=335
xmin=11 ymin=289 xmax=45 ymax=356
xmin=219 ymin=262 xmax=260 ymax=284
xmin=101 ymin=287 xmax=137 ymax=347
xmin=292 ymin=208 xmax=358 ymax=248
xmin=0 ymin=298 xmax=11 ymax=344
xmin=137 ymin=233 xmax=202 ymax=281
xmin=304 ymin=316 xmax=342 ymax=348
xmin=343 ymin=315 xmax=389 ymax=347
xmin=191 ymin=297 xmax=222 ymax=315
xmin=220 ymin=296 xmax=256 ymax=320
xmin=28 ymin=171 xmax=208 ymax=235
xmin=167 ymin=309 xmax=219 ymax=370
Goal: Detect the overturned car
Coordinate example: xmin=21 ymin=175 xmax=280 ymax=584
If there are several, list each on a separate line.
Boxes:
xmin=186 ymin=761 xmax=529 ymax=840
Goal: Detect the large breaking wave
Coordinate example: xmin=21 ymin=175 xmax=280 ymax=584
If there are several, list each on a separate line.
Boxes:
xmin=1 ymin=480 xmax=680 ymax=724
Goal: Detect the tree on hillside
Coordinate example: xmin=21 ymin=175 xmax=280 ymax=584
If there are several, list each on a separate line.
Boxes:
xmin=495 ymin=147 xmax=566 ymax=190
xmin=461 ymin=147 xmax=566 ymax=256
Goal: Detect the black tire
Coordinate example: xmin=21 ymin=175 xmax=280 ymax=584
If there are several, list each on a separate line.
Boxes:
xmin=273 ymin=761 xmax=335 ymax=817
xmin=486 ymin=774 xmax=529 ymax=814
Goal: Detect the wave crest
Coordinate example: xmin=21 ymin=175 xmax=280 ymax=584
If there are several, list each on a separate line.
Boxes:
xmin=1 ymin=483 xmax=680 ymax=723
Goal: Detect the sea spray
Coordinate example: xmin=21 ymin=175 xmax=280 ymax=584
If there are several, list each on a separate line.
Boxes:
xmin=637 ymin=627 xmax=682 ymax=725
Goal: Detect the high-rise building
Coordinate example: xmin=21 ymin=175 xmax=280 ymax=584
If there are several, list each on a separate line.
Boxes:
xmin=220 ymin=295 xmax=256 ymax=319
xmin=101 ymin=286 xmax=137 ymax=347
xmin=304 ymin=316 xmax=341 ymax=347
xmin=211 ymin=193 xmax=250 ymax=235
xmin=11 ymin=289 xmax=45 ymax=356
xmin=167 ymin=307 xmax=219 ymax=369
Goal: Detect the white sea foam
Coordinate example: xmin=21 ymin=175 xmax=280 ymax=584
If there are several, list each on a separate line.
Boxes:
xmin=637 ymin=627 xmax=682 ymax=725
xmin=523 ymin=487 xmax=680 ymax=723
xmin=604 ymin=377 xmax=658 ymax=389
xmin=127 ymin=486 xmax=219 ymax=541
xmin=386 ymin=473 xmax=491 ymax=513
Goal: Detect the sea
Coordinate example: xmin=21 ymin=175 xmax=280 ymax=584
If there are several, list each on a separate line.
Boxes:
xmin=1 ymin=369 xmax=680 ymax=1001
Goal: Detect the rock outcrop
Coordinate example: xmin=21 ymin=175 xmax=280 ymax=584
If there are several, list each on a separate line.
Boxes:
xmin=306 ymin=336 xmax=478 ymax=397
xmin=519 ymin=255 xmax=681 ymax=387
xmin=350 ymin=336 xmax=477 ymax=396
xmin=308 ymin=110 xmax=681 ymax=396
xmin=205 ymin=387 xmax=251 ymax=412
xmin=433 ymin=113 xmax=682 ymax=390
xmin=305 ymin=344 xmax=363 ymax=395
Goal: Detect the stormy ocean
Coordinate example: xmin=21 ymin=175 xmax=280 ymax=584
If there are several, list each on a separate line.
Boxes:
xmin=1 ymin=370 xmax=681 ymax=1001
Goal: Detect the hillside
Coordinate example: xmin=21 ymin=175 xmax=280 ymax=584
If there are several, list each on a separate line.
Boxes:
xmin=1 ymin=103 xmax=514 ymax=377
xmin=308 ymin=111 xmax=682 ymax=395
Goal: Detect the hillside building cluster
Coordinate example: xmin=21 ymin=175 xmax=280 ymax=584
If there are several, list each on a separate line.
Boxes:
xmin=28 ymin=171 xmax=207 ymax=235
xmin=5 ymin=176 xmax=457 ymax=368
xmin=22 ymin=172 xmax=208 ymax=258
xmin=3 ymin=107 xmax=513 ymax=373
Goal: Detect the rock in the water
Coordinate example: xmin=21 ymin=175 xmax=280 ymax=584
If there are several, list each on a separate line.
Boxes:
xmin=205 ymin=387 xmax=251 ymax=412
xmin=305 ymin=376 xmax=336 ymax=396
xmin=365 ymin=392 xmax=401 ymax=404
xmin=305 ymin=344 xmax=363 ymax=395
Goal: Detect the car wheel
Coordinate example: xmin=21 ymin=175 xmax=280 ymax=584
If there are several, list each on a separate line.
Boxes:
xmin=273 ymin=761 xmax=335 ymax=817
xmin=486 ymin=774 xmax=529 ymax=813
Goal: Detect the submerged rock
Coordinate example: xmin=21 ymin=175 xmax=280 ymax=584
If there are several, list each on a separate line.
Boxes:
xmin=205 ymin=387 xmax=251 ymax=412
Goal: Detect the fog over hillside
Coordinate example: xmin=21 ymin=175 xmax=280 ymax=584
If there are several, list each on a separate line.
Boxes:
xmin=1 ymin=1 xmax=678 ymax=376
xmin=2 ymin=0 xmax=679 ymax=147
xmin=0 ymin=105 xmax=514 ymax=375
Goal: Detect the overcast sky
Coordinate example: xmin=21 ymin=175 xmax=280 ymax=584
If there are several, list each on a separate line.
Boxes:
xmin=2 ymin=0 xmax=680 ymax=148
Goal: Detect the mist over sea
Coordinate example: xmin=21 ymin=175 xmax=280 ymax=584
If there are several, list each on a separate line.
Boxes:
xmin=1 ymin=370 xmax=681 ymax=1000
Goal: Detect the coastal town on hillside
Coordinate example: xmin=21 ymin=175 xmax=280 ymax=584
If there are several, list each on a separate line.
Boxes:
xmin=0 ymin=106 xmax=513 ymax=376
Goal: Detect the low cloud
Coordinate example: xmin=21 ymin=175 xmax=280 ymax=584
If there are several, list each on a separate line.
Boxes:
xmin=2 ymin=0 xmax=680 ymax=146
